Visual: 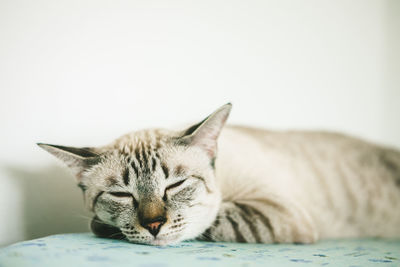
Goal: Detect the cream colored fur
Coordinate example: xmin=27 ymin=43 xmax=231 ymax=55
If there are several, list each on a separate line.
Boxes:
xmin=215 ymin=126 xmax=400 ymax=241
xmin=39 ymin=104 xmax=400 ymax=245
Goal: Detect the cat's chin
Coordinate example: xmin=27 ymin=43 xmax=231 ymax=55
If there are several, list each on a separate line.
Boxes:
xmin=149 ymin=237 xmax=181 ymax=246
xmin=126 ymin=235 xmax=183 ymax=246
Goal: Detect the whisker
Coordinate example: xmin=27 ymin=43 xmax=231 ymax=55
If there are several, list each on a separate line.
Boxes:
xmin=71 ymin=214 xmax=94 ymax=221
xmin=108 ymin=231 xmax=126 ymax=240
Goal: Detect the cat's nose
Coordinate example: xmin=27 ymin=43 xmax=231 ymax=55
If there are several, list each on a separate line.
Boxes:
xmin=138 ymin=197 xmax=167 ymax=237
xmin=142 ymin=217 xmax=166 ymax=237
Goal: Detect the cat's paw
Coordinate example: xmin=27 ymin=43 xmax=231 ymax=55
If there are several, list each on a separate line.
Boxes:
xmin=90 ymin=216 xmax=125 ymax=240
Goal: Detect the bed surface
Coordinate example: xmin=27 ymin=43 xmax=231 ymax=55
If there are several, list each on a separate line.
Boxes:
xmin=0 ymin=233 xmax=399 ymax=267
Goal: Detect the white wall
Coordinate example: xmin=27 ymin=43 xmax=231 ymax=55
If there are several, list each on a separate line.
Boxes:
xmin=0 ymin=0 xmax=399 ymax=247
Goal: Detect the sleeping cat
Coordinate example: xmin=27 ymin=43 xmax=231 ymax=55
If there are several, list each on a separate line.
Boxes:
xmin=38 ymin=103 xmax=400 ymax=245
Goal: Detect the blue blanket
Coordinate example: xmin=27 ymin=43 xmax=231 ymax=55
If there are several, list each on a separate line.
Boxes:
xmin=0 ymin=233 xmax=399 ymax=267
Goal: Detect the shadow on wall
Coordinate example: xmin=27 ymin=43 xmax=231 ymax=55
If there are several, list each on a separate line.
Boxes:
xmin=5 ymin=165 xmax=92 ymax=241
xmin=384 ymin=0 xmax=400 ymax=148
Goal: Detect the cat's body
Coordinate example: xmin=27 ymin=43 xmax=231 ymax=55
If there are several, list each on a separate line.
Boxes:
xmin=209 ymin=126 xmax=400 ymax=243
xmin=38 ymin=104 xmax=400 ymax=245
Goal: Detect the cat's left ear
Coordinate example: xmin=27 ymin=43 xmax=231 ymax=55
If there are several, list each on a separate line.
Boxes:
xmin=178 ymin=103 xmax=232 ymax=158
xmin=37 ymin=143 xmax=100 ymax=179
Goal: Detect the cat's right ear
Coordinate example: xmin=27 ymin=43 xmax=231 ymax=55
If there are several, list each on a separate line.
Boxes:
xmin=37 ymin=143 xmax=100 ymax=179
xmin=178 ymin=103 xmax=232 ymax=158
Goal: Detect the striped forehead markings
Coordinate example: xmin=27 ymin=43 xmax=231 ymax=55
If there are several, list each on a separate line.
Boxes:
xmin=131 ymin=160 xmax=139 ymax=178
xmin=134 ymin=147 xmax=142 ymax=168
xmin=151 ymin=157 xmax=157 ymax=172
xmin=122 ymin=141 xmax=168 ymax=181
xmin=161 ymin=163 xmax=169 ymax=179
xmin=122 ymin=168 xmax=130 ymax=185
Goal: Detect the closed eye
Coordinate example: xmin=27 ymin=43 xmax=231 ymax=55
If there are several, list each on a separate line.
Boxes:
xmin=109 ymin=192 xmax=138 ymax=208
xmin=166 ymin=179 xmax=186 ymax=191
xmin=109 ymin=192 xmax=132 ymax=197
xmin=163 ymin=180 xmax=186 ymax=201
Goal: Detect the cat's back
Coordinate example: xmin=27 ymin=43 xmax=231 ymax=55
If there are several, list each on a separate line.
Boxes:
xmin=219 ymin=125 xmax=400 ymax=173
xmin=221 ymin=125 xmax=379 ymax=152
xmin=216 ymin=125 xmax=400 ymax=238
xmin=216 ymin=125 xmax=392 ymax=173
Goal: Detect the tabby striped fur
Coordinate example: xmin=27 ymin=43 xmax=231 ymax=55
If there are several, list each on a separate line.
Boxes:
xmin=38 ymin=104 xmax=400 ymax=245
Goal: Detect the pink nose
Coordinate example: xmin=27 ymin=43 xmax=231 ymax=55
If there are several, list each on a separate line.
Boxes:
xmin=142 ymin=218 xmax=166 ymax=237
xmin=147 ymin=221 xmax=162 ymax=231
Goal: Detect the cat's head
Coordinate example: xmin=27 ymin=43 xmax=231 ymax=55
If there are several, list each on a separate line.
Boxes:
xmin=38 ymin=104 xmax=231 ymax=245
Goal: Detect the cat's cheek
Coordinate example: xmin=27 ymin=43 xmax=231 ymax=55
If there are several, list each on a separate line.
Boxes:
xmin=180 ymin=194 xmax=221 ymax=241
xmin=95 ymin=202 xmax=134 ymax=228
xmin=111 ymin=208 xmax=136 ymax=228
xmin=94 ymin=209 xmax=113 ymax=226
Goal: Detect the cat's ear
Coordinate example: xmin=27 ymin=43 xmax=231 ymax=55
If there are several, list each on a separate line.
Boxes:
xmin=37 ymin=143 xmax=100 ymax=178
xmin=179 ymin=103 xmax=232 ymax=158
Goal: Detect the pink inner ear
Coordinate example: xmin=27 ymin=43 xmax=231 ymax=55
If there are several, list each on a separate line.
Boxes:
xmin=184 ymin=104 xmax=232 ymax=158
xmin=202 ymin=141 xmax=217 ymax=158
xmin=192 ymin=134 xmax=218 ymax=158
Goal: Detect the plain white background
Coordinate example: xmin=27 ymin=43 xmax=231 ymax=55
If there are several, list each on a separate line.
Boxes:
xmin=0 ymin=0 xmax=399 ymax=247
